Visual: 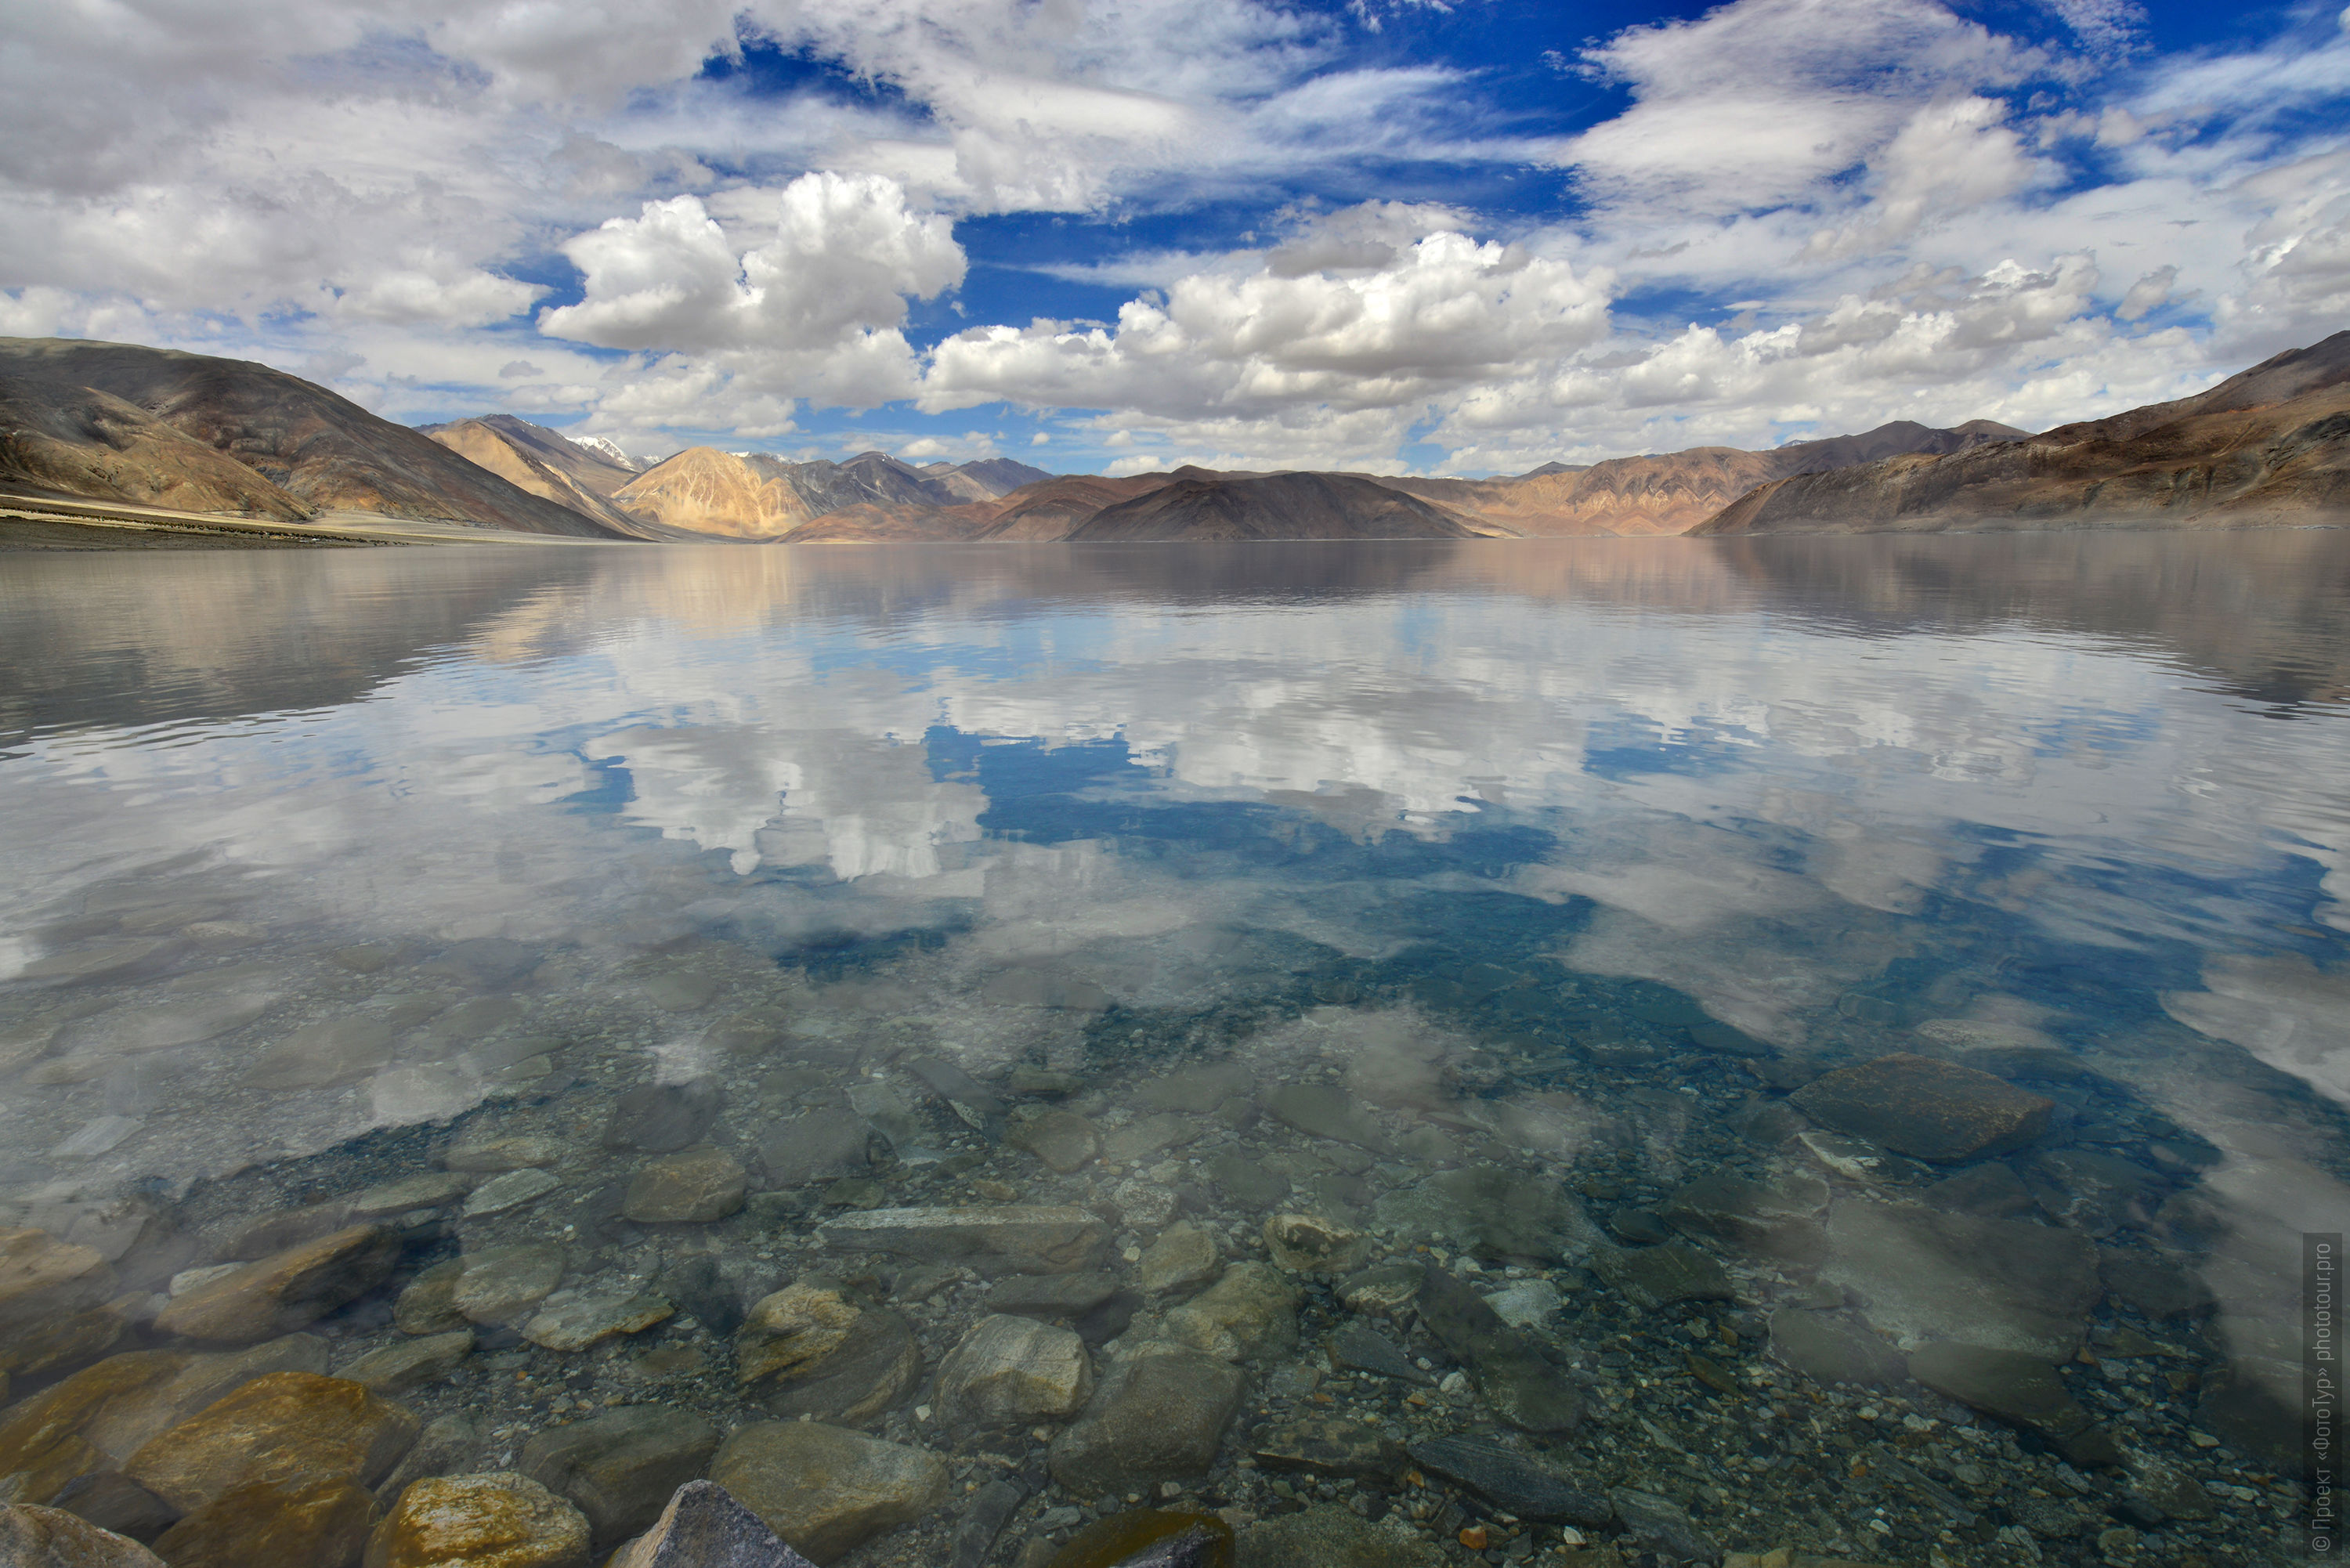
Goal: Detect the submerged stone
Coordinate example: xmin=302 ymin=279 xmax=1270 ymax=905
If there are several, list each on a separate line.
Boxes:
xmin=732 ymin=1281 xmax=920 ymax=1425
xmin=1414 ymin=1269 xmax=1581 ymax=1433
xmin=1202 ymin=1150 xmax=1289 ymax=1211
xmin=624 ymin=1147 xmax=748 ymax=1223
xmin=1661 ymin=1172 xmax=1829 ymax=1263
xmin=123 ymin=1371 xmax=417 ymax=1514
xmin=0 ymin=1504 xmax=167 ymax=1567
xmin=710 ymin=1422 xmax=949 ymax=1565
xmin=340 ymin=1331 xmax=473 ymax=1394
xmin=817 ymin=1207 xmax=1109 ymax=1275
xmin=935 ymin=1314 xmax=1093 ymax=1425
xmin=1371 ymin=1168 xmax=1598 ymax=1263
xmin=520 ymin=1405 xmax=721 ymax=1550
xmin=1789 ymin=1053 xmax=2054 ymax=1162
xmin=1261 ymin=1084 xmax=1391 ymax=1154
xmin=1404 ymin=1433 xmax=1613 ymax=1526
xmin=1007 ymin=1111 xmax=1102 ymax=1173
xmin=1137 ymin=1221 xmax=1219 ymax=1295
xmin=461 ymin=1168 xmax=559 ymax=1218
xmin=522 ymin=1292 xmax=674 ymax=1353
xmin=605 ymin=1080 xmax=723 ymax=1154
xmin=610 ymin=1480 xmax=816 ymax=1568
xmin=1161 ymin=1263 xmax=1297 ymax=1362
xmin=757 ymin=1115 xmax=871 ymax=1187
xmin=450 ymin=1245 xmax=567 ymax=1326
xmin=1905 ymin=1342 xmax=2120 ymax=1466
xmin=1820 ymin=1201 xmax=2099 ymax=1360
xmin=150 ymin=1474 xmax=378 ymax=1568
xmin=1252 ymin=1421 xmax=1405 ymax=1481
xmin=1588 ymin=1241 xmax=1737 ymax=1308
xmin=1048 ymin=1346 xmax=1246 ymax=1498
xmin=981 ymin=1272 xmax=1126 ymax=1321
xmin=1044 ymin=1508 xmax=1233 ymax=1568
xmin=1766 ymin=1310 xmax=1907 ymax=1389
xmin=1260 ymin=1212 xmax=1370 ymax=1275
xmin=1608 ymin=1487 xmax=1716 ymax=1563
xmin=1233 ymin=1504 xmax=1440 ymax=1568
xmin=365 ymin=1470 xmax=589 ymax=1568
xmin=1325 ymin=1321 xmax=1430 ymax=1385
xmin=152 ymin=1227 xmax=398 ymax=1346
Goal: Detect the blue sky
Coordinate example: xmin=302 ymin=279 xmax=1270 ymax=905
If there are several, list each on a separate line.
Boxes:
xmin=4 ymin=0 xmax=2348 ymax=475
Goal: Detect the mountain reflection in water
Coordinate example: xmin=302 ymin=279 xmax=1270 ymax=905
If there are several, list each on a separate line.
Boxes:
xmin=0 ymin=533 xmax=2344 ymax=1566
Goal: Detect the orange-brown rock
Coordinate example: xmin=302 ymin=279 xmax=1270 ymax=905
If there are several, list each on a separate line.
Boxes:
xmin=123 ymin=1371 xmax=417 ymax=1513
xmin=363 ymin=1471 xmax=590 ymax=1568
xmin=0 ymin=1230 xmax=118 ymax=1369
xmin=149 ymin=1476 xmax=379 ymax=1568
xmin=151 ymin=1226 xmax=397 ymax=1345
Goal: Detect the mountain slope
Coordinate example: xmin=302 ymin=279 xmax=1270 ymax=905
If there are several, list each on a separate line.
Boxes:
xmin=421 ymin=414 xmax=661 ymax=537
xmin=1694 ymin=334 xmax=2350 ymax=536
xmin=612 ymin=448 xmax=818 ymax=539
xmin=0 ymin=338 xmax=631 ymax=537
xmin=1067 ymin=470 xmax=1479 ymax=540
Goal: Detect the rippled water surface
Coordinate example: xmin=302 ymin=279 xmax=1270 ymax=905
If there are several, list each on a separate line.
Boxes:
xmin=3 ymin=533 xmax=2348 ymax=1567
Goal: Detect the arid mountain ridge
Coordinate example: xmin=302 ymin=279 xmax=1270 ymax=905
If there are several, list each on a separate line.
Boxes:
xmin=6 ymin=331 xmax=2348 ymax=544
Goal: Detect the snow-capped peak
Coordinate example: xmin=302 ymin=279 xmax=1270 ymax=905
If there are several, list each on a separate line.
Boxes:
xmin=566 ymin=433 xmax=638 ymax=470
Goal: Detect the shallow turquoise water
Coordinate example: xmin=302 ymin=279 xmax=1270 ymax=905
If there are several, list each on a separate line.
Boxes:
xmin=2 ymin=532 xmax=2348 ymax=1565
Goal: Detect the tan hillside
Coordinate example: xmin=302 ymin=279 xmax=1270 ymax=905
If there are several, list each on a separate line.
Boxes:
xmin=613 ymin=447 xmax=818 ymax=539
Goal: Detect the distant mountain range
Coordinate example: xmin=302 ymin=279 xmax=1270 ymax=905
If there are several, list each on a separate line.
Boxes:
xmin=5 ymin=331 xmax=2346 ymax=546
xmin=1697 ymin=333 xmax=2350 ymax=536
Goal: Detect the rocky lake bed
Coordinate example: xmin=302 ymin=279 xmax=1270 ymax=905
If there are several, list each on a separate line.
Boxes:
xmin=0 ymin=883 xmax=2326 ymax=1568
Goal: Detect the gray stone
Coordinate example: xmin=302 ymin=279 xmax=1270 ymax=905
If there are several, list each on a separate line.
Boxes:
xmin=606 ymin=1080 xmax=724 ymax=1154
xmin=613 ymin=1480 xmax=817 ymax=1568
xmin=392 ymin=1261 xmax=468 ymax=1335
xmin=1203 ymin=1149 xmax=1290 ymax=1211
xmin=1588 ymin=1241 xmax=1737 ymax=1307
xmin=903 ymin=1058 xmax=1003 ymax=1138
xmin=1821 ymin=1200 xmax=2099 ymax=1360
xmin=710 ymin=1422 xmax=949 ymax=1565
xmin=463 ymin=1167 xmax=561 ymax=1218
xmin=433 ymin=937 xmax=542 ymax=986
xmin=371 ymin=1411 xmax=483 ymax=1506
xmin=1480 ymin=1279 xmax=1562 ymax=1330
xmin=817 ymin=1207 xmax=1108 ymax=1275
xmin=1262 ymin=1084 xmax=1391 ymax=1154
xmin=1047 ymin=1346 xmax=1246 ymax=1497
xmin=1608 ymin=1487 xmax=1716 ymax=1563
xmin=2196 ymin=1356 xmax=2298 ymax=1469
xmin=443 ymin=1133 xmax=569 ymax=1173
xmin=1262 ymin=1212 xmax=1370 ymax=1275
xmin=980 ymin=1272 xmax=1126 ymax=1321
xmin=2019 ymin=1150 xmax=2165 ymax=1237
xmin=946 ymin=1479 xmax=1023 ymax=1568
xmin=1922 ymin=1164 xmax=2038 ymax=1219
xmin=1108 ymin=1177 xmax=1180 ymax=1233
xmin=1907 ymin=1342 xmax=2120 ymax=1467
xmin=2098 ymin=1250 xmax=2214 ymax=1321
xmin=1413 ymin=1268 xmax=1581 ymax=1433
xmin=1101 ymin=1115 xmax=1205 ymax=1167
xmin=1325 ymin=1321 xmax=1430 ymax=1385
xmin=1162 ymin=1262 xmax=1297 ymax=1362
xmin=733 ymin=1281 xmax=921 ymax=1425
xmin=451 ymin=1243 xmax=567 ymax=1325
xmin=1659 ymin=1172 xmax=1829 ymax=1263
xmin=757 ymin=1115 xmax=870 ymax=1187
xmin=20 ymin=939 xmax=176 ymax=987
xmin=1404 ymin=1433 xmax=1613 ymax=1526
xmin=935 ymin=1314 xmax=1093 ymax=1425
xmin=847 ymin=1082 xmax=935 ymax=1162
xmin=1135 ymin=1064 xmax=1254 ymax=1114
xmin=340 ymin=1329 xmax=472 ymax=1393
xmin=624 ymin=1147 xmax=747 ymax=1223
xmin=1234 ymin=1504 xmax=1441 ymax=1568
xmin=522 ymin=1404 xmax=722 ymax=1550
xmin=1137 ymin=1222 xmax=1219 ymax=1295
xmin=1790 ymin=1053 xmax=2054 ymax=1162
xmin=240 ymin=1017 xmax=394 ymax=1091
xmin=1253 ymin=1422 xmax=1406 ymax=1481
xmin=1334 ymin=1262 xmax=1424 ymax=1319
xmin=1766 ymin=1310 xmax=1907 ymax=1389
xmin=0 ymin=1504 xmax=167 ymax=1566
xmin=522 ymin=1292 xmax=674 ymax=1353
xmin=346 ymin=1172 xmax=473 ymax=1217
xmin=1005 ymin=1068 xmax=1083 ymax=1097
xmin=1371 ymin=1168 xmax=1600 ymax=1263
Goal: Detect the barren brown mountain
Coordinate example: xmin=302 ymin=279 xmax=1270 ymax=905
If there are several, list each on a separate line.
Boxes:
xmin=420 ymin=414 xmax=665 ymax=537
xmin=612 ymin=448 xmax=819 ymax=539
xmin=0 ymin=338 xmax=631 ymax=537
xmin=1695 ymin=334 xmax=2350 ymax=535
xmin=1067 ymin=469 xmax=1480 ymax=540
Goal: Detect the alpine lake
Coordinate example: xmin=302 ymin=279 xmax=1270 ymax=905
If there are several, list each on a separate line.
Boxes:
xmin=2 ymin=530 xmax=2348 ymax=1568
